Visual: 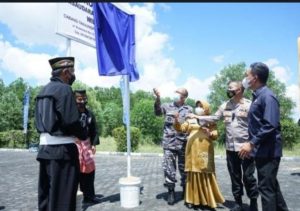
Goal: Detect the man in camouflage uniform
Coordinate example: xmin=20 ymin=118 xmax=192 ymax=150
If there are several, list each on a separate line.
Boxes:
xmin=153 ymin=87 xmax=193 ymax=205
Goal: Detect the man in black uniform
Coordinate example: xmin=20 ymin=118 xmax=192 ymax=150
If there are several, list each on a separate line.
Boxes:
xmin=73 ymin=89 xmax=100 ymax=205
xmin=35 ymin=57 xmax=88 ymax=211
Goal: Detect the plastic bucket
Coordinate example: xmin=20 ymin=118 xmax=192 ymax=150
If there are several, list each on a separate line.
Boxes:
xmin=119 ymin=176 xmax=141 ymax=208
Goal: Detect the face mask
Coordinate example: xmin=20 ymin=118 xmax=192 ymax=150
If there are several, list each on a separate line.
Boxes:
xmin=195 ymin=107 xmax=204 ymax=116
xmin=226 ymin=90 xmax=236 ymax=98
xmin=77 ymin=102 xmax=86 ymax=110
xmin=173 ymin=94 xmax=181 ymax=103
xmin=242 ymin=77 xmax=250 ymax=89
xmin=68 ymin=74 xmax=76 ymax=86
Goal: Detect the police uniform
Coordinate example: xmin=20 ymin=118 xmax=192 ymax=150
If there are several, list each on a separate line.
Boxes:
xmin=35 ymin=57 xmax=87 ymax=211
xmin=215 ymin=98 xmax=259 ymax=205
xmin=154 ymin=99 xmax=193 ymax=189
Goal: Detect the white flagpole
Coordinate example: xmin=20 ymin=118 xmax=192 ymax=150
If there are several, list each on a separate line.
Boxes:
xmin=125 ymin=74 xmax=131 ymax=177
xmin=66 ymin=38 xmax=71 ymax=56
xmin=298 ymin=37 xmax=300 ymax=120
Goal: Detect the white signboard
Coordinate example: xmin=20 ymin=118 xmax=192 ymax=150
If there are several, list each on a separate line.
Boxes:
xmin=56 ymin=3 xmax=95 ymax=48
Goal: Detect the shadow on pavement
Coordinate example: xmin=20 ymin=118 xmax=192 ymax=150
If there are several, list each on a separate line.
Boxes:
xmin=223 ymin=200 xmax=251 ymax=210
xmin=222 ymin=199 xmax=236 ymax=209
xmin=0 ymin=206 xmax=5 ymax=210
xmin=156 ymin=191 xmax=184 ymax=205
xmin=81 ymin=194 xmax=105 ymax=211
xmin=291 ymin=172 xmax=300 ymax=176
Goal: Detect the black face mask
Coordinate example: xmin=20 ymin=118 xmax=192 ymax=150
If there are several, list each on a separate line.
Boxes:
xmin=77 ymin=102 xmax=86 ymax=110
xmin=68 ymin=74 xmax=76 ymax=86
xmin=226 ymin=90 xmax=236 ymax=98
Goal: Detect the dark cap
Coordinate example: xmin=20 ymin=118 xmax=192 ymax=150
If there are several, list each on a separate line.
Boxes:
xmin=74 ymin=89 xmax=86 ymax=95
xmin=49 ymin=57 xmax=75 ymax=71
xmin=175 ymin=87 xmax=188 ymax=98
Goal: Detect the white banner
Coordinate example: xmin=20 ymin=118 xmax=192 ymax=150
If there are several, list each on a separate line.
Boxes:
xmin=56 ymin=3 xmax=95 ymax=48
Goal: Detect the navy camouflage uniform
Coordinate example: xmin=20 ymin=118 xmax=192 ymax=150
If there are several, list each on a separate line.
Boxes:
xmin=154 ymin=99 xmax=193 ymax=189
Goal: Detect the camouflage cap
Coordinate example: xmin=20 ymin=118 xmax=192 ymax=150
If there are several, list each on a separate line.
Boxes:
xmin=175 ymin=87 xmax=188 ymax=98
xmin=49 ymin=57 xmax=75 ymax=71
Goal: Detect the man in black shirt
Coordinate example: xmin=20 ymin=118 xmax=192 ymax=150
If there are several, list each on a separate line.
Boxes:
xmin=74 ymin=89 xmax=100 ymax=205
xmin=239 ymin=62 xmax=289 ymax=211
xmin=35 ymin=57 xmax=87 ymax=211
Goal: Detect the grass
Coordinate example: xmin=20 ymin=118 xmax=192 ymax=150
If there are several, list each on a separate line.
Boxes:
xmin=96 ymin=136 xmax=163 ymax=154
xmin=97 ymin=136 xmax=300 ymax=157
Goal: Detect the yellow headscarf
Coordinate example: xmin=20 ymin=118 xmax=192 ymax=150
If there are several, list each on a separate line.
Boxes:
xmin=195 ymin=100 xmax=210 ymax=115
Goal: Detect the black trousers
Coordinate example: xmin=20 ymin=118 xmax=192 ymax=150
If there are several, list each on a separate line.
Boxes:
xmin=38 ymin=156 xmax=79 ymax=211
xmin=226 ymin=150 xmax=259 ymax=200
xmin=255 ymin=157 xmax=289 ymax=211
xmin=79 ymin=170 xmax=95 ymax=199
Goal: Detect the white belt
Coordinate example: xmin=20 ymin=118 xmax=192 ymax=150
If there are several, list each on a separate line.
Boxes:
xmin=39 ymin=133 xmax=75 ymax=145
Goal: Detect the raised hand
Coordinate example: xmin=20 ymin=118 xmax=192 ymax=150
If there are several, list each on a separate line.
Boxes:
xmin=153 ymin=88 xmax=160 ymax=98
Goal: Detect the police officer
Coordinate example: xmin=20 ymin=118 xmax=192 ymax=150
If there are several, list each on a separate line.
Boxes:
xmin=153 ymin=87 xmax=193 ymax=205
xmin=74 ymin=89 xmax=101 ymax=205
xmin=214 ymin=81 xmax=259 ymax=211
xmin=35 ymin=57 xmax=88 ymax=211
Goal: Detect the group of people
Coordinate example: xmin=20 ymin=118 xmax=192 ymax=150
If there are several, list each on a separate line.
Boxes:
xmin=35 ymin=57 xmax=100 ymax=211
xmin=34 ymin=57 xmax=288 ymax=211
xmin=153 ymin=62 xmax=289 ymax=211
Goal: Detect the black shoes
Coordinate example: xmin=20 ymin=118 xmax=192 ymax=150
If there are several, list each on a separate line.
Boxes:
xmin=230 ymin=204 xmax=243 ymax=211
xmin=230 ymin=197 xmax=243 ymax=211
xmin=82 ymin=196 xmax=102 ymax=204
xmin=249 ymin=199 xmax=258 ymax=211
xmin=167 ymin=187 xmax=175 ymax=205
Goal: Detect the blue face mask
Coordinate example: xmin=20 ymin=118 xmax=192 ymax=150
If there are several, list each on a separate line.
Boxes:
xmin=173 ymin=95 xmax=180 ymax=102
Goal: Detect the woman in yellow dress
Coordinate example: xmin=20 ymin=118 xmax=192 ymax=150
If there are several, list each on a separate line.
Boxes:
xmin=174 ymin=100 xmax=225 ymax=210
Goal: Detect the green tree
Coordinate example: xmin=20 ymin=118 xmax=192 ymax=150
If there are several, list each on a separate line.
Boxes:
xmin=208 ymin=62 xmax=248 ymax=113
xmin=131 ymin=90 xmax=153 ymax=106
xmin=8 ymin=77 xmax=28 ymax=102
xmin=0 ymin=79 xmax=5 ymax=96
xmin=102 ymin=102 xmax=123 ymax=137
xmin=207 ymin=62 xmax=297 ymax=147
xmin=186 ymin=98 xmax=196 ymax=108
xmin=208 ymin=62 xmax=295 ymax=119
xmin=0 ymin=91 xmax=22 ymax=131
xmin=131 ymin=99 xmax=164 ymax=144
xmin=94 ymin=86 xmax=122 ymax=108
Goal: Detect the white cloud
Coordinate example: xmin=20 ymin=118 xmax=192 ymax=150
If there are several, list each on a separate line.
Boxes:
xmin=286 ymin=84 xmax=300 ymax=122
xmin=182 ymin=76 xmax=215 ymax=101
xmin=76 ymin=66 xmax=121 ymax=88
xmin=263 ymin=58 xmax=291 ymax=83
xmin=0 ymin=39 xmax=52 ymax=85
xmin=272 ymin=66 xmax=291 ymax=83
xmin=0 ymin=3 xmax=184 ymax=98
xmin=264 ymin=58 xmax=279 ymax=67
xmin=212 ymin=55 xmax=224 ymax=63
xmin=263 ymin=58 xmax=299 ymax=121
xmin=0 ymin=3 xmax=64 ymax=48
xmin=158 ymin=3 xmax=171 ymax=12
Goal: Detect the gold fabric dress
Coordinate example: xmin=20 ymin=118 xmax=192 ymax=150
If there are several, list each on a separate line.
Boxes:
xmin=174 ymin=106 xmax=225 ymax=208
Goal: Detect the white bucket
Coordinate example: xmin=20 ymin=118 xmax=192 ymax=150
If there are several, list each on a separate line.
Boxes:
xmin=119 ymin=176 xmax=141 ymax=208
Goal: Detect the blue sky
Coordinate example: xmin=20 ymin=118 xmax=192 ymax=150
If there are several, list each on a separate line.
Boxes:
xmin=0 ymin=3 xmax=300 ymax=120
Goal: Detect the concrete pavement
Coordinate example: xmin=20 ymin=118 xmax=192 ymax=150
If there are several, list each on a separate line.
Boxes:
xmin=0 ymin=149 xmax=299 ymax=211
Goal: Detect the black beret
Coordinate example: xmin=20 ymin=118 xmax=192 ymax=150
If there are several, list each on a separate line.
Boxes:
xmin=74 ymin=89 xmax=86 ymax=95
xmin=49 ymin=57 xmax=74 ymax=71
